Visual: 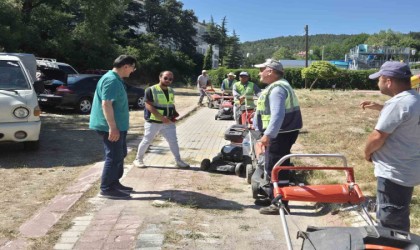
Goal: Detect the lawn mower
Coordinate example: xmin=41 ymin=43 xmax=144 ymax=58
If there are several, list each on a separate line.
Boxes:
xmin=268 ymin=153 xmax=420 ymax=250
xmin=215 ymin=92 xmax=234 ymax=120
xmin=200 ymin=124 xmax=252 ymax=176
xmin=205 ymin=88 xmax=222 ymax=109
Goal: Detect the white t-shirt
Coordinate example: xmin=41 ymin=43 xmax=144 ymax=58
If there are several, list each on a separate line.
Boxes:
xmin=197 ymin=74 xmax=208 ymax=89
xmin=372 ymin=90 xmax=420 ymax=187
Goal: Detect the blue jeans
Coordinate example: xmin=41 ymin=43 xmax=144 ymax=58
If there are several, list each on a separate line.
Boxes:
xmin=376 ymin=177 xmax=413 ymax=232
xmin=98 ymin=130 xmax=127 ymax=191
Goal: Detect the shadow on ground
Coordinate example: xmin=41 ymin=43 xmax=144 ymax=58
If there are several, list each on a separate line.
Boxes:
xmin=131 ymin=189 xmax=256 ymax=211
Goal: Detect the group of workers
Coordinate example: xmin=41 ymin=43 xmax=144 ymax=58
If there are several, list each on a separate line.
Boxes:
xmin=198 ymin=60 xmax=420 ymax=232
xmin=89 ymin=54 xmax=419 ymax=234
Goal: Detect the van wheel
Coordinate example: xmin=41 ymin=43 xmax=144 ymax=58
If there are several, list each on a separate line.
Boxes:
xmin=24 ymin=141 xmax=39 ymax=150
xmin=77 ymin=97 xmax=92 ymax=114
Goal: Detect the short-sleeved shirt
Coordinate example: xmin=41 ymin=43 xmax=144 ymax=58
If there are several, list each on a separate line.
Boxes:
xmin=197 ymin=74 xmax=208 ymax=88
xmin=372 ymin=89 xmax=420 ymax=187
xmin=89 ymin=70 xmax=129 ymax=132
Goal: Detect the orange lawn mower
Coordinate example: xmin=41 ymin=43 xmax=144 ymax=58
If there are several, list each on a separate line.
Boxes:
xmin=205 ymin=88 xmax=222 ymax=109
xmin=268 ymin=154 xmax=420 ymax=250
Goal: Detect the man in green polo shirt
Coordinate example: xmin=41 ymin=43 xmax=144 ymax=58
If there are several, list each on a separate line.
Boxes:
xmin=89 ymin=55 xmax=137 ymax=199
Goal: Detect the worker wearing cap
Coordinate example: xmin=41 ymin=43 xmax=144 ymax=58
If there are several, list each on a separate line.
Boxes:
xmin=197 ymin=70 xmax=212 ymax=106
xmin=232 ymin=71 xmax=261 ymax=124
xmin=221 ymin=72 xmax=237 ymax=94
xmin=253 ymin=59 xmax=303 ymax=215
xmin=361 ymin=61 xmax=420 ymax=232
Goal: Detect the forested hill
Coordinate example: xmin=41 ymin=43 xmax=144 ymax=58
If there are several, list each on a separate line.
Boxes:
xmin=240 ymin=34 xmax=354 ymax=61
xmin=240 ymin=31 xmax=420 ymax=63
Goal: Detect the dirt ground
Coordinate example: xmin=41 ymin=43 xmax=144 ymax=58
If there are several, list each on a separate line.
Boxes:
xmin=0 ymin=87 xmax=199 ymax=240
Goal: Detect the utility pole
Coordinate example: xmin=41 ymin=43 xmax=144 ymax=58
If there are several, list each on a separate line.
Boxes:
xmin=304 ymin=25 xmax=309 ymax=88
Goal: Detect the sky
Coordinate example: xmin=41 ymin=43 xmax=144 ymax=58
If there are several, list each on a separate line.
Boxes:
xmin=180 ymin=0 xmax=419 ymax=43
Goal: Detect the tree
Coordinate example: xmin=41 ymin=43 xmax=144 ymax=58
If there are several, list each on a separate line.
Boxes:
xmin=301 ymin=61 xmax=340 ymax=90
xmin=272 ymin=47 xmax=294 ymax=60
xmin=203 ymin=45 xmax=213 ymax=70
xmin=224 ymin=30 xmax=242 ymax=68
xmin=365 ymin=29 xmax=403 ymax=47
xmin=218 ymin=16 xmax=229 ymax=66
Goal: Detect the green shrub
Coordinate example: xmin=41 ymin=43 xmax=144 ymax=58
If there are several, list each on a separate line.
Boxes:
xmin=208 ymin=67 xmax=379 ymax=90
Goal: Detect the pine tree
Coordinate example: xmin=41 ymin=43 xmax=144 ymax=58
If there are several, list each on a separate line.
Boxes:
xmin=203 ymin=45 xmax=213 ymax=70
xmin=225 ymin=31 xmax=242 ymax=68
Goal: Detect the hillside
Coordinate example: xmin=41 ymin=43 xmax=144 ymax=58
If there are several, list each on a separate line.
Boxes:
xmin=240 ymin=34 xmax=355 ymax=61
xmin=240 ymin=31 xmax=420 ymax=63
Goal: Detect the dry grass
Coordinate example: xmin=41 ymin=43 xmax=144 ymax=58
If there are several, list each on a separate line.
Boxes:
xmin=0 ymin=87 xmax=200 ymax=245
xmin=294 ymin=89 xmax=419 ymax=234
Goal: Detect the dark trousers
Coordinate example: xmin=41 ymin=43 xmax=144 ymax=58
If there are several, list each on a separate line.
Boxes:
xmin=263 ymin=130 xmax=299 ymax=199
xmin=376 ymin=177 xmax=413 ymax=232
xmin=98 ymin=131 xmax=127 ymax=191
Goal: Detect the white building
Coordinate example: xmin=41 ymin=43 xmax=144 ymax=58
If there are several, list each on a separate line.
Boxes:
xmin=131 ymin=1 xmax=219 ymax=68
xmin=193 ymin=22 xmax=219 ymax=69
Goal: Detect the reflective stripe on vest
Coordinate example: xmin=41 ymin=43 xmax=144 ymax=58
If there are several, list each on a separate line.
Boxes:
xmin=234 ymin=81 xmax=256 ymax=107
xmin=149 ymin=84 xmax=175 ymax=122
xmin=256 ymin=79 xmax=300 ymax=129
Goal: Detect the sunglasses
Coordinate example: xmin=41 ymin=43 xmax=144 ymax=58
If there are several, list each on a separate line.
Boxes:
xmin=163 ymin=77 xmax=173 ymax=81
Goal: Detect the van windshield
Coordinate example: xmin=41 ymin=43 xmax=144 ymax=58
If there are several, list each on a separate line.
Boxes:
xmin=0 ymin=60 xmax=30 ymax=90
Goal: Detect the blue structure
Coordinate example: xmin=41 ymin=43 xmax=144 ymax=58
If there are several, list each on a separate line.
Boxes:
xmin=347 ymin=44 xmax=411 ymax=70
xmin=329 ymin=60 xmax=349 ymax=69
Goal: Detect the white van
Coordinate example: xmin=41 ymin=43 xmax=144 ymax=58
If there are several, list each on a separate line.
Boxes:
xmin=0 ymin=53 xmax=42 ymax=150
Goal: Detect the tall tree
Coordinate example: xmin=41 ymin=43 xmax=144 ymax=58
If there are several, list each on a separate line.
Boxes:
xmin=218 ymin=16 xmax=228 ymax=66
xmin=203 ymin=45 xmax=213 ymax=70
xmin=225 ymin=30 xmax=242 ymax=68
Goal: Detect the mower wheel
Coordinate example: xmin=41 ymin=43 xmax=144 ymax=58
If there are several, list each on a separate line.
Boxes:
xmin=208 ymin=102 xmax=213 ymax=108
xmin=235 ymin=162 xmax=243 ymax=177
xmin=246 ymin=164 xmax=254 ymax=184
xmin=215 ymin=114 xmax=218 ymax=120
xmin=200 ymin=159 xmax=211 ymax=171
xmin=251 ymin=181 xmax=259 ymax=199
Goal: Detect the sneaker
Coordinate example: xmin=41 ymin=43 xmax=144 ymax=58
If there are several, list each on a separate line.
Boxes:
xmin=100 ymin=188 xmax=131 ymax=199
xmin=259 ymin=204 xmax=280 ymax=215
xmin=114 ymin=182 xmax=134 ymax=192
xmin=133 ymin=159 xmax=146 ymax=168
xmin=175 ymin=159 xmax=190 ymax=168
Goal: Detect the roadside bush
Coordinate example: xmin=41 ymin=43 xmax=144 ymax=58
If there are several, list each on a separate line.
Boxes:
xmin=208 ymin=67 xmax=379 ymax=90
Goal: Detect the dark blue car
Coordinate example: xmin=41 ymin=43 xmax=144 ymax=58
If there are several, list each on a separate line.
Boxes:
xmin=38 ymin=74 xmax=145 ymax=114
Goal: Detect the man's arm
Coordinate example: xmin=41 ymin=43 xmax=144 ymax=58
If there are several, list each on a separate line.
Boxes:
xmin=360 ymin=101 xmax=383 ymax=111
xmin=364 ymin=129 xmax=389 ymax=161
xmin=102 ymin=100 xmax=119 ymax=142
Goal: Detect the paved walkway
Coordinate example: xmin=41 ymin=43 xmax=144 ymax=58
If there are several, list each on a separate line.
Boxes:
xmin=2 ymin=104 xmax=365 ymax=249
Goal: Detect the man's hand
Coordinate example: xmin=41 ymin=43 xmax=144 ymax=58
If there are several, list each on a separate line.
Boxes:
xmin=108 ymin=127 xmax=120 ymax=142
xmin=259 ymin=135 xmax=270 ymax=147
xmin=162 ymin=116 xmax=172 ymax=124
xmin=360 ymin=101 xmax=383 ymax=111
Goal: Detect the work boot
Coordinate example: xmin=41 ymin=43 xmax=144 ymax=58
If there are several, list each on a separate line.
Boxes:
xmin=175 ymin=159 xmax=190 ymax=168
xmin=259 ymin=204 xmax=280 ymax=215
xmin=133 ymin=159 xmax=146 ymax=168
